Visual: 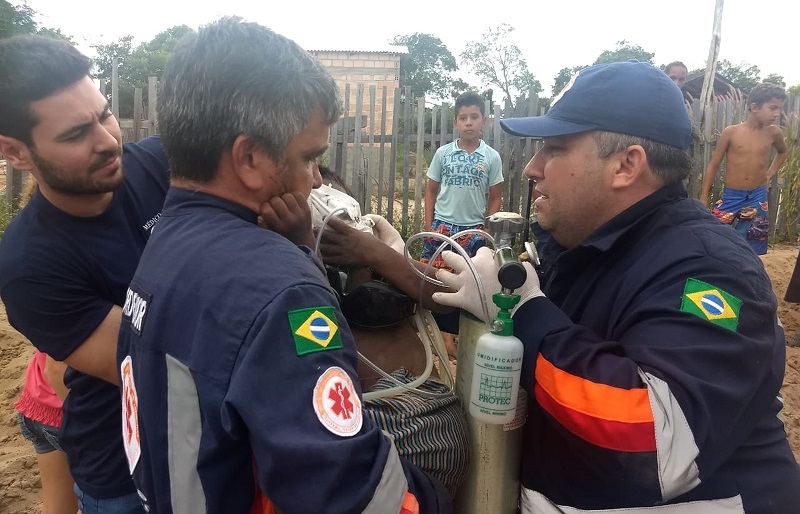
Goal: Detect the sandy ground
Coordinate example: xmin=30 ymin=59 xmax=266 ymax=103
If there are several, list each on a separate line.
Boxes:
xmin=1 ymin=245 xmax=800 ymax=512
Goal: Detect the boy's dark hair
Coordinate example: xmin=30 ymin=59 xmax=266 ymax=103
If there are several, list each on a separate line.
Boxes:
xmin=664 ymin=61 xmax=687 ymax=74
xmin=747 ymin=82 xmax=787 ymax=108
xmin=0 ymin=35 xmax=92 ymax=145
xmin=319 ymin=165 xmax=352 ymax=195
xmin=454 ymin=91 xmax=485 ymax=117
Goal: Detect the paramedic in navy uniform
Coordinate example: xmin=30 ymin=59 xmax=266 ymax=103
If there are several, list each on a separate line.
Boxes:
xmin=433 ymin=61 xmax=800 ymax=514
xmin=116 ymin=17 xmax=451 ymax=514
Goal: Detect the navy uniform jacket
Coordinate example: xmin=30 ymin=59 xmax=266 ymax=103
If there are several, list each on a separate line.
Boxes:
xmin=0 ymin=136 xmax=169 ymax=498
xmin=514 ymin=182 xmax=800 ymax=513
xmin=117 ymin=188 xmax=451 ymax=514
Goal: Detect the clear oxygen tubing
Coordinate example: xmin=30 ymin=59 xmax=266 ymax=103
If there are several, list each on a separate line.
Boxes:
xmin=313 ymin=207 xmax=454 ymax=400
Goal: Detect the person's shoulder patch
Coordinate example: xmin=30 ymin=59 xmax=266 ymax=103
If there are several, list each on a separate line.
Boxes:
xmin=288 ymin=307 xmax=343 ymax=355
xmin=680 ymin=278 xmax=742 ymax=332
xmin=313 ymin=366 xmax=363 ymax=437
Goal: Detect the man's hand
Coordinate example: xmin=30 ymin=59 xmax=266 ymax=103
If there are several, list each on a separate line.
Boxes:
xmin=363 ymin=214 xmax=405 ymax=254
xmin=259 ymin=192 xmax=315 ymax=248
xmin=317 ymin=217 xmax=384 ymax=267
xmin=432 ymin=247 xmax=543 ymax=322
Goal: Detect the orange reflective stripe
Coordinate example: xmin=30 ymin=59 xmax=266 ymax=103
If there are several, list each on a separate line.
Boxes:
xmin=249 ymin=491 xmax=275 ymax=514
xmin=535 ymin=354 xmax=653 ymax=423
xmin=399 ymin=490 xmax=420 ymax=514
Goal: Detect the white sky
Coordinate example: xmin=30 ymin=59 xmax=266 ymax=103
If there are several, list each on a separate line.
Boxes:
xmin=18 ymin=0 xmax=798 ymax=95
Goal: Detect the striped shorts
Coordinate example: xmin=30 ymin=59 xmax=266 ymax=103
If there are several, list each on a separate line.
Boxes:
xmin=364 ymin=369 xmax=469 ymax=495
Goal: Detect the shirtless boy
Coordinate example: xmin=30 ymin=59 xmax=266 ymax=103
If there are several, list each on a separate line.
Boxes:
xmin=700 ymin=82 xmax=787 ymax=254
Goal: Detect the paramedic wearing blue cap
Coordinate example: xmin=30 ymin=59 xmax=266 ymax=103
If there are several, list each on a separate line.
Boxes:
xmin=433 ymin=61 xmax=800 ymax=513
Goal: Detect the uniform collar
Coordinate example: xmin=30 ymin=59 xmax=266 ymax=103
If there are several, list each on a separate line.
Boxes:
xmin=165 ymin=186 xmax=259 ymax=225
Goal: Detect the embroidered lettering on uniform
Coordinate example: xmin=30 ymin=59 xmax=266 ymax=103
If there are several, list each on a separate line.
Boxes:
xmin=287 ymin=307 xmax=343 ymax=355
xmin=122 ymin=284 xmax=152 ymax=336
xmin=142 ymin=212 xmax=161 ymax=232
xmin=120 ymin=356 xmax=141 ymax=473
xmin=313 ymin=366 xmax=362 ymax=437
xmin=680 ymin=278 xmax=742 ymax=331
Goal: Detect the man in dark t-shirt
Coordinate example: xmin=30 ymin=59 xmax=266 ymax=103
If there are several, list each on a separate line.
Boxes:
xmin=0 ymin=36 xmax=169 ymax=513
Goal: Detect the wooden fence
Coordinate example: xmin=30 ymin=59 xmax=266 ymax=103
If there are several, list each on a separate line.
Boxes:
xmin=5 ymin=79 xmax=800 ymax=243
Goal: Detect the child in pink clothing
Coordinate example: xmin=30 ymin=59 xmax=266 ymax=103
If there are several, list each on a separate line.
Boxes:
xmin=15 ymin=351 xmax=78 ymax=514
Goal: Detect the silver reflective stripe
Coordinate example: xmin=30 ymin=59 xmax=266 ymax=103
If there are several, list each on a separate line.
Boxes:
xmin=521 ymin=488 xmax=745 ymax=514
xmin=361 ymin=440 xmax=409 ymax=514
xmin=166 ymin=354 xmax=206 ymax=514
xmin=638 ymin=368 xmax=701 ymax=500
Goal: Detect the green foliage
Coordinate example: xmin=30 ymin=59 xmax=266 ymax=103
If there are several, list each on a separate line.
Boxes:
xmin=716 ymin=60 xmax=761 ymax=93
xmin=764 ymin=73 xmax=786 ymax=87
xmin=391 ymin=33 xmax=464 ymax=101
xmin=593 ymin=40 xmax=654 ymax=65
xmin=776 ymin=115 xmax=800 ymax=243
xmin=0 ymin=1 xmax=71 ymax=41
xmin=789 ymin=85 xmax=800 ymax=96
xmin=551 ymin=66 xmax=587 ymax=97
xmin=460 ymin=24 xmax=542 ymax=106
xmin=0 ymin=192 xmax=18 ymax=239
xmin=93 ymin=25 xmax=195 ymax=118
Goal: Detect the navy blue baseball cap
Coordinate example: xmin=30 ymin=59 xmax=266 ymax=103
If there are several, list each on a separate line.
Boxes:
xmin=500 ymin=61 xmax=693 ymax=149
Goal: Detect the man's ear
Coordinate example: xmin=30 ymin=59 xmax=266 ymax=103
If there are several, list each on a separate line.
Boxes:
xmin=230 ymin=135 xmax=275 ymax=192
xmin=0 ymin=135 xmax=34 ymax=171
xmin=609 ymin=144 xmax=648 ymax=190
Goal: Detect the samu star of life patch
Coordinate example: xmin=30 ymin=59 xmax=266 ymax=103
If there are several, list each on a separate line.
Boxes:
xmin=288 ymin=307 xmax=343 ymax=355
xmin=680 ymin=278 xmax=742 ymax=332
xmin=313 ymin=366 xmax=363 ymax=437
xmin=120 ymin=355 xmax=141 ymax=473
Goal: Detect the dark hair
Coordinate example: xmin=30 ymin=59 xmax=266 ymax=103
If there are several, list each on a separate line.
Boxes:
xmin=748 ymin=82 xmax=787 ymax=108
xmin=664 ymin=61 xmax=687 ymax=75
xmin=0 ymin=36 xmax=92 ymax=145
xmin=592 ymin=131 xmax=694 ymax=186
xmin=319 ymin=165 xmax=351 ymax=195
xmin=158 ymin=17 xmax=342 ymax=182
xmin=454 ymin=91 xmax=485 ymax=117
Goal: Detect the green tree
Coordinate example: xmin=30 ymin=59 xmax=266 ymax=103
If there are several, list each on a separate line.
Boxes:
xmin=716 ymin=59 xmax=761 ymax=93
xmin=93 ymin=26 xmax=195 ymax=118
xmin=460 ymin=24 xmax=542 ymax=105
xmin=593 ymin=40 xmax=654 ymax=65
xmin=390 ymin=33 xmax=463 ymax=100
xmin=0 ymin=1 xmax=71 ymax=41
xmin=551 ymin=66 xmax=587 ymax=97
xmin=763 ymin=73 xmax=786 ymax=87
xmin=788 ymin=84 xmax=800 ymax=96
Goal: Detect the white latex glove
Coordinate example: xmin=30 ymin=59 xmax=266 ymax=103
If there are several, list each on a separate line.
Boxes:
xmin=364 ymin=214 xmax=405 ymax=254
xmin=432 ymin=247 xmax=543 ymax=322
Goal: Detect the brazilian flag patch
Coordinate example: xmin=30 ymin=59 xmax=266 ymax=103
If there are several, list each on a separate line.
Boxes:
xmin=680 ymin=278 xmax=742 ymax=332
xmin=288 ymin=307 xmax=342 ymax=355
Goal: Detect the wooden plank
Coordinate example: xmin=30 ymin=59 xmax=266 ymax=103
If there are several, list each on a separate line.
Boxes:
xmin=328 ymin=118 xmax=339 ymax=172
xmin=401 ymin=87 xmax=412 ymax=234
xmin=430 ymin=106 xmax=438 ymax=153
xmin=366 ymin=85 xmax=376 ymax=214
xmin=148 ymin=77 xmax=158 ymax=135
xmin=111 ymin=57 xmax=119 ymax=119
xmin=387 ymin=88 xmax=401 ymax=223
xmin=414 ymin=96 xmax=425 ymax=233
xmin=5 ymin=162 xmax=23 ymax=210
xmin=133 ymin=88 xmax=143 ymax=142
xmin=377 ymin=86 xmax=388 ymax=217
xmin=341 ymin=83 xmax=351 ymax=185
xmin=353 ymin=83 xmax=364 ymax=204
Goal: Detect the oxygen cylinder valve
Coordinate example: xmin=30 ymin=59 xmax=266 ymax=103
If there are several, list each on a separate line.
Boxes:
xmin=484 ymin=212 xmax=526 ymax=292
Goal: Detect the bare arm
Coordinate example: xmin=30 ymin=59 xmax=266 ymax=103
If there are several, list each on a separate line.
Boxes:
xmin=424 ymin=179 xmax=439 ymax=231
xmin=62 ymin=306 xmax=122 ymax=385
xmin=43 ymin=354 xmax=70 ymax=402
xmin=700 ymin=127 xmax=732 ymax=206
xmin=318 ymin=217 xmax=451 ymax=312
xmin=766 ymin=127 xmax=788 ymax=183
xmin=487 ymin=183 xmax=503 ymax=216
